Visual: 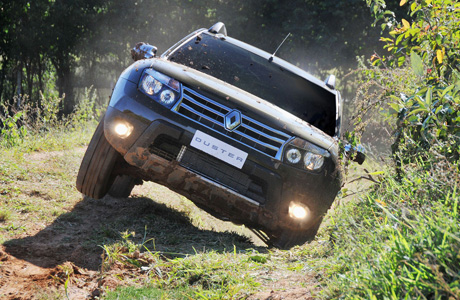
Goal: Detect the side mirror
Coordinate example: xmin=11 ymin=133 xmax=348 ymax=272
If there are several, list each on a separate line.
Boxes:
xmin=344 ymin=144 xmax=366 ymax=165
xmin=131 ymin=42 xmax=157 ymax=61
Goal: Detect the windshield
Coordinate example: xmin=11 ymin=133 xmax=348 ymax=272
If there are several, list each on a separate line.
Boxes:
xmin=168 ymin=33 xmax=337 ymax=136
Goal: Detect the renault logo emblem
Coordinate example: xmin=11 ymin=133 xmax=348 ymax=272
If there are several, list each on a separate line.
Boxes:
xmin=224 ymin=110 xmax=242 ymax=131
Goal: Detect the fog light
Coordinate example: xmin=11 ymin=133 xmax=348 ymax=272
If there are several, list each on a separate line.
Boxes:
xmin=114 ymin=122 xmax=133 ymax=138
xmin=160 ymin=89 xmax=176 ymax=106
xmin=286 ymin=148 xmax=302 ymax=164
xmin=289 ymin=202 xmax=309 ymax=219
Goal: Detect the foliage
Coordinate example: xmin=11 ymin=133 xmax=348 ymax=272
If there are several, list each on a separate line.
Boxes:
xmin=1 ymin=0 xmax=405 ymax=114
xmin=325 ymin=1 xmax=460 ymax=299
xmin=319 ymin=161 xmax=460 ymax=299
xmin=69 ymin=86 xmax=103 ymax=126
xmin=0 ymin=90 xmax=101 ymax=148
xmin=368 ymin=0 xmax=460 ymax=167
xmin=0 ymin=106 xmax=28 ymax=147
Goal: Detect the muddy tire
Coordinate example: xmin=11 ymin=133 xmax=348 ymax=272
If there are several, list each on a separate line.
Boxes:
xmin=108 ymin=175 xmax=137 ymax=198
xmin=76 ymin=119 xmax=121 ymax=199
xmin=269 ymin=218 xmax=323 ymax=250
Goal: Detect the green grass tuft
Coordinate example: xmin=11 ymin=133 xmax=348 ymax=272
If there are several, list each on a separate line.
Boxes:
xmin=0 ymin=209 xmax=11 ymax=222
xmin=315 ymin=160 xmax=460 ymax=299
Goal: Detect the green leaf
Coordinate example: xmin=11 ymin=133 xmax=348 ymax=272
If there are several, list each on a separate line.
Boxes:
xmin=422 ymin=115 xmax=433 ymax=129
xmin=396 ymin=33 xmax=405 ymax=45
xmin=426 ymin=87 xmax=432 ymax=107
xmin=416 ymin=95 xmax=428 ymax=109
xmin=367 ymin=171 xmax=385 ymax=176
xmin=249 ymin=255 xmax=267 ymax=263
xmin=402 ymin=19 xmax=410 ymax=30
xmin=436 ymin=49 xmax=444 ymax=63
xmin=389 ymin=103 xmax=402 ymax=112
xmin=441 ymin=84 xmax=455 ymax=99
xmin=411 ymin=51 xmax=424 ymax=77
xmin=407 ymin=108 xmax=428 ymax=116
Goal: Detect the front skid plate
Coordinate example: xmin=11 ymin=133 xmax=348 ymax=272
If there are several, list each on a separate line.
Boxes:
xmin=123 ymin=146 xmax=278 ymax=231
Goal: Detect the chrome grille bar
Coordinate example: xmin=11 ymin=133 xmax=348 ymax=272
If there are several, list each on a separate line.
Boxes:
xmin=241 ymin=116 xmax=291 ymax=139
xmin=239 ymin=122 xmax=286 ymax=144
xmin=233 ymin=130 xmax=280 ymax=151
xmin=180 ymin=103 xmax=225 ymax=127
xmin=173 ymin=87 xmax=293 ymax=159
xmin=184 ymin=98 xmax=227 ymax=118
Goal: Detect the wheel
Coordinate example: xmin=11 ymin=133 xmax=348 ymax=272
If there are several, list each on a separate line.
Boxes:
xmin=269 ymin=218 xmax=323 ymax=250
xmin=76 ymin=119 xmax=121 ymax=199
xmin=108 ymin=175 xmax=137 ymax=198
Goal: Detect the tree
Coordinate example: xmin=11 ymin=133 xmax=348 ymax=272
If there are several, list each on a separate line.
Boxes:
xmin=1 ymin=0 xmax=406 ymax=115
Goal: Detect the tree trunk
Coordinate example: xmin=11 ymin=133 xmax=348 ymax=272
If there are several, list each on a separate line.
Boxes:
xmin=25 ymin=59 xmax=33 ymax=103
xmin=16 ymin=63 xmax=22 ymax=108
xmin=37 ymin=54 xmax=43 ymax=108
xmin=53 ymin=54 xmax=74 ymax=115
xmin=55 ymin=66 xmax=74 ymax=115
xmin=0 ymin=58 xmax=6 ymax=102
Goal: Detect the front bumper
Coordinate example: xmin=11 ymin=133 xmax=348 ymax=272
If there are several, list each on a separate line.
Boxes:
xmin=104 ymin=76 xmax=342 ymax=233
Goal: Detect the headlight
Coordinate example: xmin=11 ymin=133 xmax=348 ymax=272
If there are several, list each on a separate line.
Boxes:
xmin=304 ymin=152 xmax=324 ymax=170
xmin=139 ymin=69 xmax=181 ymax=108
xmin=141 ymin=75 xmax=163 ymax=95
xmin=283 ymin=138 xmax=329 ymax=171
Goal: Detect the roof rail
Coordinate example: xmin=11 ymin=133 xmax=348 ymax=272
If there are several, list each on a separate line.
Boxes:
xmin=208 ymin=22 xmax=227 ymax=36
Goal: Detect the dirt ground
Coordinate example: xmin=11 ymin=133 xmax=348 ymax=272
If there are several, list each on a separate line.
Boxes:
xmin=0 ymin=149 xmax=320 ymax=299
xmin=0 ymin=193 xmax=318 ymax=299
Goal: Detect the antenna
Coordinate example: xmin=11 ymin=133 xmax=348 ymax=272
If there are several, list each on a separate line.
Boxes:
xmin=269 ymin=33 xmax=291 ymax=62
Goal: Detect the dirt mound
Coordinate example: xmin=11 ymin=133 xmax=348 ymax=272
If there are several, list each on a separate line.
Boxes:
xmin=0 ymin=247 xmax=94 ymax=299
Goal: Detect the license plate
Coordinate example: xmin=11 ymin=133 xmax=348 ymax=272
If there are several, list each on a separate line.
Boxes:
xmin=190 ymin=130 xmax=248 ymax=169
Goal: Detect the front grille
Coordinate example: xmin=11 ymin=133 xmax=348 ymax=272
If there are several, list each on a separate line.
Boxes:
xmin=179 ymin=147 xmax=266 ymax=204
xmin=172 ymin=87 xmax=292 ymax=159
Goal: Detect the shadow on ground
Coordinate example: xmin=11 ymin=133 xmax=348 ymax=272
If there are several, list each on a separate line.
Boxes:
xmin=3 ymin=195 xmax=266 ymax=271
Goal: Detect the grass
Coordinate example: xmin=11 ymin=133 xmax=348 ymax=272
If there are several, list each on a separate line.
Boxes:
xmin=1 ymin=106 xmax=458 ymax=299
xmin=0 ymin=122 xmax=97 ymax=243
xmin=312 ymin=161 xmax=460 ymax=299
xmin=104 ymin=286 xmax=188 ymax=299
xmin=0 ymin=209 xmax=11 ymax=222
xmin=102 ymin=247 xmax=265 ymax=299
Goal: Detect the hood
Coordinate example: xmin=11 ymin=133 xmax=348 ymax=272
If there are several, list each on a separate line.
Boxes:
xmin=150 ymin=59 xmax=338 ymax=153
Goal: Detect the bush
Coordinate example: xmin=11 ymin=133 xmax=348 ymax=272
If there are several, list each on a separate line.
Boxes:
xmin=0 ymin=87 xmax=102 ymax=148
xmin=322 ymin=1 xmax=460 ymax=299
xmin=373 ymin=0 xmax=460 ymax=166
xmin=321 ymin=160 xmax=460 ymax=299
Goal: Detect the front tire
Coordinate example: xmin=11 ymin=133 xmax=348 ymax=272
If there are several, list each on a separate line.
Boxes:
xmin=76 ymin=119 xmax=121 ymax=199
